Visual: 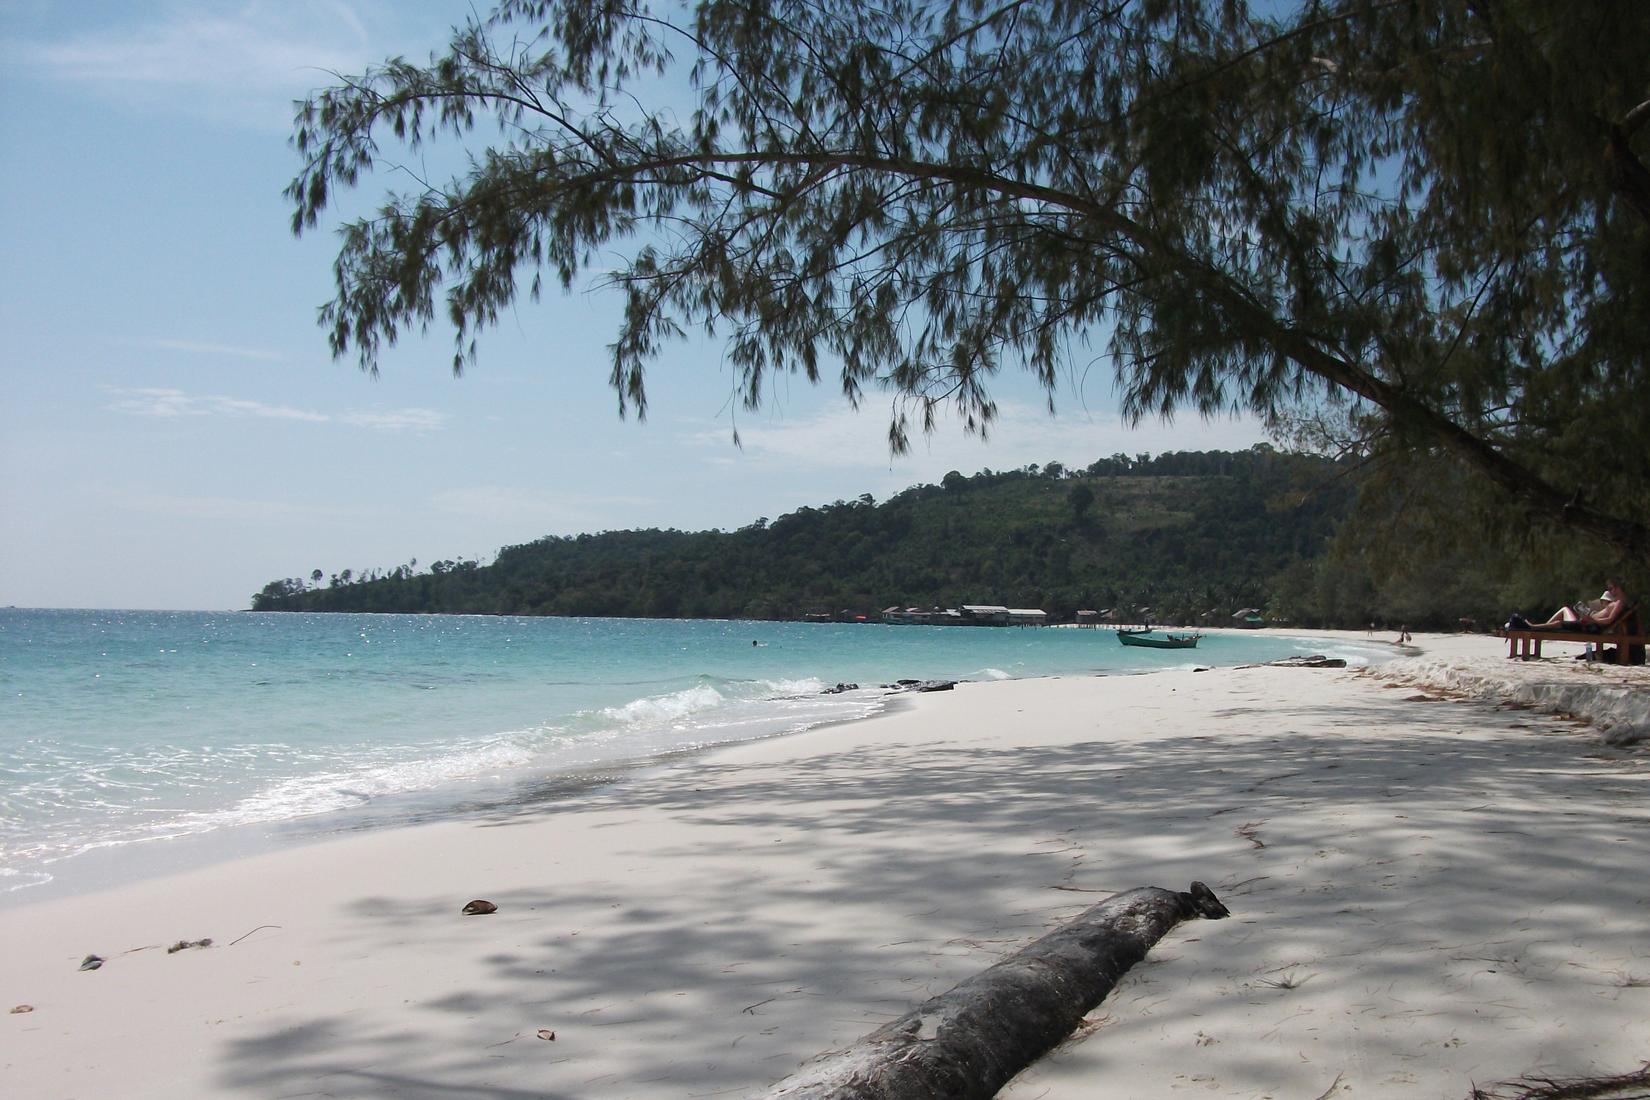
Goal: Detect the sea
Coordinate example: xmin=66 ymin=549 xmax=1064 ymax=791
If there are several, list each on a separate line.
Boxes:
xmin=0 ymin=608 xmax=1392 ymax=905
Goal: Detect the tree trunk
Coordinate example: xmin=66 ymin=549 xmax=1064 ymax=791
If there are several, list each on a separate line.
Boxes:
xmin=755 ymin=882 xmax=1229 ymax=1100
xmin=1605 ymin=99 xmax=1650 ymax=227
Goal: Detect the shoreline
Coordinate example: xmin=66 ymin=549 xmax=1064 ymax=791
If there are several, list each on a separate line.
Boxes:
xmin=4 ymin=631 xmax=1646 ymax=1098
xmin=0 ymin=626 xmax=1376 ymax=912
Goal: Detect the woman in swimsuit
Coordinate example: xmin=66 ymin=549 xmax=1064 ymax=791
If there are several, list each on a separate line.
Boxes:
xmin=1510 ymin=579 xmax=1626 ymax=632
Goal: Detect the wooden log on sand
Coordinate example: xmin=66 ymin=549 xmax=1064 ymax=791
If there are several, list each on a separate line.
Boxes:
xmin=757 ymin=882 xmax=1230 ymax=1100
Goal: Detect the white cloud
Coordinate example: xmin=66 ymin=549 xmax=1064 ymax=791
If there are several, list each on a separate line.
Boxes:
xmin=339 ymin=408 xmax=449 ymax=433
xmin=111 ymin=490 xmax=367 ymax=524
xmin=428 ymin=486 xmax=658 ymax=531
xmin=683 ymin=398 xmax=1271 ymax=483
xmin=11 ymin=1 xmax=419 ymax=129
xmin=103 ymin=387 xmax=327 ymax=423
xmin=102 ymin=386 xmax=446 ymax=433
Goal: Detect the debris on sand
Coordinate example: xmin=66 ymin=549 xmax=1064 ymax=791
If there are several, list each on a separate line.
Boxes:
xmin=167 ymin=938 xmax=213 ymax=954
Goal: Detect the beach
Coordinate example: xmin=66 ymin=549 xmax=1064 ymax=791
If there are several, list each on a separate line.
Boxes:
xmin=3 ymin=630 xmax=1647 ymax=1098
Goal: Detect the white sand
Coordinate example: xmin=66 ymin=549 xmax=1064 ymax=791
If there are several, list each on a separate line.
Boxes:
xmin=3 ymin=632 xmax=1646 ymax=1099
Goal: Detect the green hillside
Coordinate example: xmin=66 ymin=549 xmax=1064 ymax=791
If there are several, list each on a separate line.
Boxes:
xmin=253 ymin=447 xmax=1364 ymax=624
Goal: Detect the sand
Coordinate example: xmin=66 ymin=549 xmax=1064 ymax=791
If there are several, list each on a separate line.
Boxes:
xmin=2 ymin=631 xmax=1646 ymax=1099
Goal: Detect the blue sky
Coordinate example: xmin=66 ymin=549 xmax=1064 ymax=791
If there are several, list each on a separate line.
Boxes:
xmin=0 ymin=1 xmax=1267 ymax=611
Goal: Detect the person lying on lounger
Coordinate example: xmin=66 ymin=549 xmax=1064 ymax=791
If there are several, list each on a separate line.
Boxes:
xmin=1506 ymin=579 xmax=1627 ymax=632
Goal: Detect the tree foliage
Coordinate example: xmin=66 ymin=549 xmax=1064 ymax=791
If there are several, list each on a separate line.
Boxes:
xmin=290 ymin=0 xmax=1650 ymax=558
xmin=253 ymin=447 xmax=1359 ymax=623
xmin=255 ymin=445 xmax=1641 ymax=627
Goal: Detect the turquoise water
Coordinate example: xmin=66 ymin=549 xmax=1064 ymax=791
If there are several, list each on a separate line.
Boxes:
xmin=0 ymin=609 xmax=1388 ymax=901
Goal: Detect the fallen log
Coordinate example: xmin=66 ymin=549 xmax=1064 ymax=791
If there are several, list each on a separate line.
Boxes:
xmin=756 ymin=881 xmax=1229 ymax=1100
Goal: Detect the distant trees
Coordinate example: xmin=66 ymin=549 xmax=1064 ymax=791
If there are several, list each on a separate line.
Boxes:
xmin=252 ymin=443 xmax=1623 ymax=626
xmin=252 ymin=447 xmax=1355 ymax=623
xmin=255 ymin=577 xmax=309 ymax=604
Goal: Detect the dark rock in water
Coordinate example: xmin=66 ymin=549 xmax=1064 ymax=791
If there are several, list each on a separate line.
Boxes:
xmin=820 ymin=682 xmax=860 ymax=694
xmin=79 ymin=954 xmax=104 ymax=971
xmin=884 ymin=679 xmax=958 ymax=693
xmin=461 ymin=899 xmax=498 ymax=915
xmin=1269 ymin=655 xmax=1347 ymax=668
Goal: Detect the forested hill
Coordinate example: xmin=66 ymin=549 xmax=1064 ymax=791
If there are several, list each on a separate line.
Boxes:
xmin=252 ymin=448 xmax=1356 ymax=623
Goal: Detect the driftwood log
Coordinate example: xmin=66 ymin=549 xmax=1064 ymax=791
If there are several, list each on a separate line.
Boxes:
xmin=757 ymin=881 xmax=1229 ymax=1100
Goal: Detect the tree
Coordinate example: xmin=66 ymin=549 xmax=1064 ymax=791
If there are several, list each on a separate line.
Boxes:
xmin=756 ymin=883 xmax=1227 ymax=1099
xmin=1068 ymin=482 xmax=1095 ymax=525
xmin=289 ymin=0 xmax=1650 ymax=560
xmin=252 ymin=448 xmax=1354 ymax=618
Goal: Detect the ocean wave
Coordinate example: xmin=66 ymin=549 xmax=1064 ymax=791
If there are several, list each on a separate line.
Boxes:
xmin=0 ymin=866 xmax=52 ymax=894
xmin=197 ymin=737 xmax=544 ymax=828
xmin=8 ymin=679 xmax=883 ymax=873
xmin=0 ymin=732 xmax=544 ymax=868
xmin=597 ymin=683 xmax=728 ymax=727
xmin=1279 ymin=634 xmax=1383 ymax=667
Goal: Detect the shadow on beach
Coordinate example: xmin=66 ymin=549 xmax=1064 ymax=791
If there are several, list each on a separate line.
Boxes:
xmin=214 ymin=678 xmax=1649 ymax=1098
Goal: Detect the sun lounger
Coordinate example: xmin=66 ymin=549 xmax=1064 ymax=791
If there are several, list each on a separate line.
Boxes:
xmin=1496 ymin=604 xmax=1646 ymax=665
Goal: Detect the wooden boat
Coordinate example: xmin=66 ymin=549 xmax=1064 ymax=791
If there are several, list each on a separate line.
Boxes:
xmin=1117 ymin=630 xmax=1201 ymax=649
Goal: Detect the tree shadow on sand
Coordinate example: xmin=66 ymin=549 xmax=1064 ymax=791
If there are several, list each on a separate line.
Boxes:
xmin=217 ymin=686 xmax=1649 ymax=1098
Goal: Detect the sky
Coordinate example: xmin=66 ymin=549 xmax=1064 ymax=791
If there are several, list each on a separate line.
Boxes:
xmin=0 ymin=0 xmax=1267 ymax=611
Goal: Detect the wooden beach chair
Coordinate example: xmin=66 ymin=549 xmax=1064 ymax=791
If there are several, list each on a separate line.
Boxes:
xmin=1496 ymin=603 xmax=1647 ymax=665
